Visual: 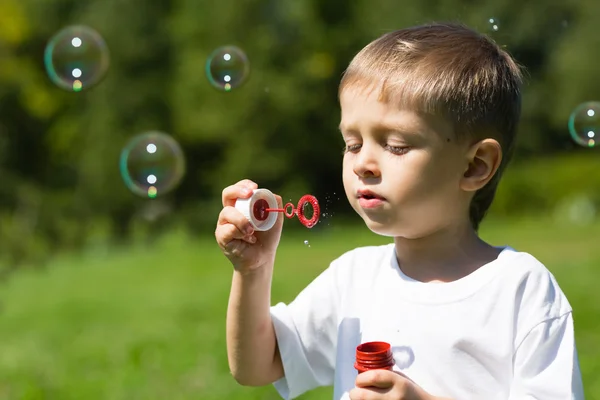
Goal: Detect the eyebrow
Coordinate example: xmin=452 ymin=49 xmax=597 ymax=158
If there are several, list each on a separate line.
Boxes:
xmin=338 ymin=122 xmax=420 ymax=136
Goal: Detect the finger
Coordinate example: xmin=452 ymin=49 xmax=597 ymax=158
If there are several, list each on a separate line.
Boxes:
xmin=215 ymin=223 xmax=256 ymax=250
xmin=393 ymin=370 xmax=415 ymax=384
xmin=348 ymin=386 xmax=388 ymax=399
xmin=222 ymin=180 xmax=258 ymax=207
xmin=355 ymin=369 xmax=396 ymax=389
xmin=235 ymin=178 xmax=258 ymax=189
xmin=216 ymin=207 xmax=255 ymax=238
xmin=274 ymin=194 xmax=284 ymax=221
xmin=218 ymin=206 xmax=254 ymax=232
xmin=221 ymin=237 xmax=250 ymax=259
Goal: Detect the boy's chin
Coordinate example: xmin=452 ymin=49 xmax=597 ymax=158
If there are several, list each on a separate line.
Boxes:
xmin=362 ymin=219 xmax=401 ymax=237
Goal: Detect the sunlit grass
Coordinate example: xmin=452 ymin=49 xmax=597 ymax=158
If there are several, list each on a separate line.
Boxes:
xmin=0 ymin=216 xmax=598 ymax=399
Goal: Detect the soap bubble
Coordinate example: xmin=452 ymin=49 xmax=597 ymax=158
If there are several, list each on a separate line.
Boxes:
xmin=206 ymin=46 xmax=250 ymax=91
xmin=44 ymin=25 xmax=110 ymax=92
xmin=304 ymin=240 xmax=310 ymax=247
xmin=120 ymin=132 xmax=186 ymax=198
xmin=568 ymin=101 xmax=599 ymax=148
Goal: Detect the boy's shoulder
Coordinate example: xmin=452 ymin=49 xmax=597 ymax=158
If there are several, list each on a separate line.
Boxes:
xmin=498 ymin=247 xmax=568 ymax=293
xmin=488 ymin=247 xmax=575 ymax=349
xmin=486 ymin=247 xmax=573 ymax=333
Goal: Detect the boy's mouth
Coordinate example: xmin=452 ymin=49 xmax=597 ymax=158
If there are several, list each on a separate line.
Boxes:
xmin=356 ymin=189 xmax=386 ymax=200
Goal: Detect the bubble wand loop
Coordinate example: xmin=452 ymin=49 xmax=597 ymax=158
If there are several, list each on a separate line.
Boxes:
xmin=264 ymin=195 xmax=321 ymax=228
xmin=235 ymin=189 xmax=320 ymax=231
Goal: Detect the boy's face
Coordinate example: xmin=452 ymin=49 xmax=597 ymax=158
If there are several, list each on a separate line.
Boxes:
xmin=339 ymin=86 xmax=472 ymax=238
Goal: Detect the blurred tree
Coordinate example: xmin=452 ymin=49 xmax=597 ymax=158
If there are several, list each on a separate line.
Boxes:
xmin=0 ymin=0 xmax=598 ymax=270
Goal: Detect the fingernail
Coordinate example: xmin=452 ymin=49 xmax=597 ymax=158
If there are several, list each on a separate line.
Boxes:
xmin=242 ymin=188 xmax=251 ymax=195
xmin=249 ymin=236 xmax=256 ymax=243
xmin=246 ymin=226 xmax=254 ymax=234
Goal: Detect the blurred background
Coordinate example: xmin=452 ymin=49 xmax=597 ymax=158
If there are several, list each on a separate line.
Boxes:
xmin=0 ymin=0 xmax=599 ymax=398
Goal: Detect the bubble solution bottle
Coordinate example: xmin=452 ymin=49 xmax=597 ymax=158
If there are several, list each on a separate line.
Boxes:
xmin=355 ymin=341 xmax=395 ymax=374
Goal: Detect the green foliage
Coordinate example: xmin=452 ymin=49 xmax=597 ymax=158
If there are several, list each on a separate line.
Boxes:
xmin=491 ymin=152 xmax=600 ymax=218
xmin=0 ymin=0 xmax=599 ymax=266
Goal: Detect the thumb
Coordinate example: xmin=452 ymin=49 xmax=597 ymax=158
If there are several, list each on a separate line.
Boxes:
xmin=272 ymin=195 xmax=285 ymax=230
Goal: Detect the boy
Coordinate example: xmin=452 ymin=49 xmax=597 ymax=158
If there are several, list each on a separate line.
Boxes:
xmin=215 ymin=23 xmax=584 ymax=399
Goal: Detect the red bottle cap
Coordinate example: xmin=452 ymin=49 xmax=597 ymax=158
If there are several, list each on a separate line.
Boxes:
xmin=355 ymin=341 xmax=395 ymax=374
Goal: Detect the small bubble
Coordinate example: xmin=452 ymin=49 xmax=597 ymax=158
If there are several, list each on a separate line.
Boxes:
xmin=205 ymin=45 xmax=250 ymax=92
xmin=120 ymin=131 xmax=186 ymax=198
xmin=304 ymin=240 xmax=311 ymax=247
xmin=568 ymin=101 xmax=599 ymax=148
xmin=44 ymin=25 xmax=110 ymax=92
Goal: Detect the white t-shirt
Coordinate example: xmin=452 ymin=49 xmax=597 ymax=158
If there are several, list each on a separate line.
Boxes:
xmin=270 ymin=244 xmax=584 ymax=400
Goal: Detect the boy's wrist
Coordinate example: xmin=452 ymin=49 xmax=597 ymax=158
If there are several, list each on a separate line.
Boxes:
xmin=232 ymin=261 xmax=274 ymax=278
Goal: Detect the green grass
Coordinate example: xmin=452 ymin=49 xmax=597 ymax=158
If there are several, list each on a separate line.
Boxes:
xmin=0 ymin=217 xmax=599 ymax=399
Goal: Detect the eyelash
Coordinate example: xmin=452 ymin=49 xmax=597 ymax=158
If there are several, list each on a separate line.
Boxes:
xmin=342 ymin=144 xmax=410 ymax=155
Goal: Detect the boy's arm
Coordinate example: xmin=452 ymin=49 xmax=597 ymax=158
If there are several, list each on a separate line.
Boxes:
xmin=226 ymin=265 xmax=284 ymax=386
xmin=509 ymin=312 xmax=584 ymax=399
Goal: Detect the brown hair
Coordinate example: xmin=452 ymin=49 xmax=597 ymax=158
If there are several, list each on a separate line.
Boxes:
xmin=339 ymin=22 xmax=523 ymax=231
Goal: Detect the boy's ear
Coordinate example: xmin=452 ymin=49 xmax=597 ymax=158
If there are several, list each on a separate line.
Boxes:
xmin=460 ymin=139 xmax=502 ymax=192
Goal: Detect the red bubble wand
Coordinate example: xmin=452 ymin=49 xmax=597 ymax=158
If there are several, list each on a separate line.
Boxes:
xmin=252 ymin=194 xmax=320 ymax=228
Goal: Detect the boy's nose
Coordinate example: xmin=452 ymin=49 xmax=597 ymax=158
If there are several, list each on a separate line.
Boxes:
xmin=353 ymin=147 xmax=381 ymax=178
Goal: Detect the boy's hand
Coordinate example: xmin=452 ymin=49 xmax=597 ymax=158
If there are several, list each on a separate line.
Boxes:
xmin=215 ymin=179 xmax=284 ymax=273
xmin=349 ymin=370 xmax=449 ymax=400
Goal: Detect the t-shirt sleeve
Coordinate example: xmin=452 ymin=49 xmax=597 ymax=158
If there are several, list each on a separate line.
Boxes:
xmin=509 ymin=312 xmax=585 ymax=400
xmin=269 ymin=259 xmax=342 ymax=399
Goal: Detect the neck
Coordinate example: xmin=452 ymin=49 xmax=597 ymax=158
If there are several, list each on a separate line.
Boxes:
xmin=393 ymin=220 xmax=500 ymax=283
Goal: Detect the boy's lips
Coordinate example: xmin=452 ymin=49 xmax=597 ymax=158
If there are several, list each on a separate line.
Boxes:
xmin=356 ymin=189 xmax=386 ymax=209
xmin=356 ymin=189 xmax=386 ymax=200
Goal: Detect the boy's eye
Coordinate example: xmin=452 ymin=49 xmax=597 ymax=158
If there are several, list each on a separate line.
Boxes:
xmin=385 ymin=144 xmax=410 ymax=155
xmin=343 ymin=144 xmax=361 ymax=154
xmin=343 ymin=144 xmax=409 ymax=155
